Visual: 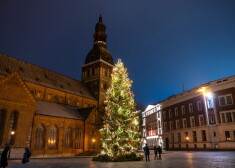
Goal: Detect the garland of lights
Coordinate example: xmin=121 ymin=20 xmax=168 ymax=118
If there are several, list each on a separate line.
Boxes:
xmin=99 ymin=59 xmax=141 ymax=158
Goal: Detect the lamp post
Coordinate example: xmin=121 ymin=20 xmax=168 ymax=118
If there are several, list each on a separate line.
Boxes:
xmin=8 ymin=131 xmax=15 ymax=158
xmin=186 ymin=136 xmax=189 ymax=152
xmin=197 ymin=87 xmax=212 ymax=126
xmin=92 ymin=139 xmax=95 ymax=152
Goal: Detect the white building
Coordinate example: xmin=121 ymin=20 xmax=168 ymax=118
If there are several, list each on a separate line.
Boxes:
xmin=142 ymin=104 xmax=163 ymax=149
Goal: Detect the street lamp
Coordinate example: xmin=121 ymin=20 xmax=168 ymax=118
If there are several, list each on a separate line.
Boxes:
xmin=8 ymin=131 xmax=15 ymax=158
xmin=186 ymin=136 xmax=189 ymax=152
xmin=196 ymin=87 xmax=212 ymax=126
xmin=92 ymin=139 xmax=95 ymax=151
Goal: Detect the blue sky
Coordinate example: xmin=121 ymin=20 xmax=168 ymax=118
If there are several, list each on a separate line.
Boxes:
xmin=1 ymin=0 xmax=235 ymax=106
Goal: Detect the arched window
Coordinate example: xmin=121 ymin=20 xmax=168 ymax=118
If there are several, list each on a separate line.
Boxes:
xmin=64 ymin=128 xmax=72 ymax=148
xmin=8 ymin=111 xmax=19 ymax=145
xmin=0 ymin=109 xmax=6 ymax=144
xmin=35 ymin=124 xmax=45 ymax=149
xmin=48 ymin=125 xmax=57 ymax=149
xmin=74 ymin=128 xmax=82 ymax=149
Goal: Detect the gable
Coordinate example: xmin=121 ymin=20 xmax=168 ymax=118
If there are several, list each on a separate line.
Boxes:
xmin=0 ymin=72 xmax=36 ymax=106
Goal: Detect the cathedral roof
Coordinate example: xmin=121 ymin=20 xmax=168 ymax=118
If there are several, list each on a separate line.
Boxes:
xmin=0 ymin=53 xmax=96 ymax=100
xmin=85 ymin=15 xmax=114 ymax=65
xmin=36 ymin=100 xmax=93 ymax=120
xmin=85 ymin=44 xmax=114 ymax=64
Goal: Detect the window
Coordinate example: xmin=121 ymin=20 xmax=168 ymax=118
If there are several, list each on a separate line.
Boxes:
xmin=170 ymin=121 xmax=173 ymax=130
xmin=48 ymin=125 xmax=57 ymax=149
xmin=181 ymin=106 xmax=185 ymax=115
xmin=74 ymin=128 xmax=83 ymax=149
xmin=199 ymin=115 xmax=205 ymax=126
xmin=221 ymin=112 xmax=235 ymax=123
xmin=35 ymin=124 xmax=45 ymax=149
xmin=225 ymin=131 xmax=231 ymax=141
xmin=176 ymin=120 xmax=180 ymax=129
xmin=163 ymin=111 xmax=166 ymax=120
xmin=182 ymin=118 xmax=187 ymax=128
xmin=226 ymin=113 xmax=232 ymax=122
xmin=207 ymin=98 xmax=214 ymax=109
xmin=197 ymin=101 xmax=202 ymax=111
xmin=178 ymin=133 xmax=181 ymax=142
xmin=163 ymin=122 xmax=167 ymax=131
xmin=190 ymin=117 xmax=195 ymax=127
xmin=201 ymin=130 xmax=207 ymax=141
xmin=210 ymin=116 xmax=215 ymax=123
xmin=169 ymin=110 xmax=172 ymax=118
xmin=219 ymin=94 xmax=233 ymax=106
xmin=37 ymin=91 xmax=41 ymax=98
xmin=64 ymin=128 xmax=72 ymax=148
xmin=174 ymin=108 xmax=178 ymax=116
xmin=189 ymin=103 xmax=193 ymax=113
xmin=214 ymin=132 xmax=216 ymax=137
xmin=171 ymin=133 xmax=175 ymax=143
xmin=192 ymin=131 xmax=197 ymax=142
xmin=48 ymin=94 xmax=51 ymax=100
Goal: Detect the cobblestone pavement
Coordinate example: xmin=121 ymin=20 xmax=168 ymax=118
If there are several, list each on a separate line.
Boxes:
xmin=8 ymin=151 xmax=235 ymax=168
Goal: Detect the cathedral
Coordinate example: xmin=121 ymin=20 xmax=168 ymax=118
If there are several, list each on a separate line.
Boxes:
xmin=0 ymin=15 xmax=113 ymax=158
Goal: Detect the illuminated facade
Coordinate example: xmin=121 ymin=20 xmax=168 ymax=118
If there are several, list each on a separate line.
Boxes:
xmin=0 ymin=15 xmax=113 ymax=158
xmin=142 ymin=76 xmax=235 ymax=150
xmin=142 ymin=104 xmax=163 ymax=149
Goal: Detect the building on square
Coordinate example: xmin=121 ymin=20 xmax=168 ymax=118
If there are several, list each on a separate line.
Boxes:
xmin=142 ymin=76 xmax=235 ymax=150
xmin=0 ymin=15 xmax=114 ymax=158
xmin=142 ymin=104 xmax=163 ymax=149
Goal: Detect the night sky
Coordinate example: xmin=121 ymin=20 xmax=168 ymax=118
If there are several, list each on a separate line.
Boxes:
xmin=1 ymin=0 xmax=235 ymax=107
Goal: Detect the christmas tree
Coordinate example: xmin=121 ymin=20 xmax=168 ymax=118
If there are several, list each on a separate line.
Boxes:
xmin=99 ymin=59 xmax=142 ymax=161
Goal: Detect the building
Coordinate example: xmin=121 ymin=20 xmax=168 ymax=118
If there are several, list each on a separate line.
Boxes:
xmin=0 ymin=15 xmax=114 ymax=158
xmin=142 ymin=104 xmax=163 ymax=149
xmin=142 ymin=76 xmax=235 ymax=150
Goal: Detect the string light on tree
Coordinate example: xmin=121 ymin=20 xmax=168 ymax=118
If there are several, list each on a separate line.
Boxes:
xmin=99 ymin=59 xmax=141 ymax=161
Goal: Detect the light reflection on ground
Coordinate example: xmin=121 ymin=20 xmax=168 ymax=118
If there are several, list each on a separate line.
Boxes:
xmin=7 ymin=151 xmax=235 ymax=168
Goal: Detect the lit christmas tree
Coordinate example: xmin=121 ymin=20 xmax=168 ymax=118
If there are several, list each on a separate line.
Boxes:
xmin=99 ymin=59 xmax=142 ymax=161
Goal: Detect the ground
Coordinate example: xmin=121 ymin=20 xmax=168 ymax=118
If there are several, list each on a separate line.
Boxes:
xmin=8 ymin=151 xmax=235 ymax=168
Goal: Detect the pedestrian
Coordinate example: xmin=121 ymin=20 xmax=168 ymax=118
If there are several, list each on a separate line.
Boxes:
xmin=153 ymin=146 xmax=158 ymax=160
xmin=0 ymin=146 xmax=9 ymax=168
xmin=157 ymin=146 xmax=162 ymax=160
xmin=143 ymin=144 xmax=150 ymax=162
xmin=22 ymin=148 xmax=31 ymax=164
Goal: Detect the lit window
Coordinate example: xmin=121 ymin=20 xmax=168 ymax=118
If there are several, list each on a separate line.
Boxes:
xmin=225 ymin=131 xmax=231 ymax=141
xmin=48 ymin=125 xmax=57 ymax=149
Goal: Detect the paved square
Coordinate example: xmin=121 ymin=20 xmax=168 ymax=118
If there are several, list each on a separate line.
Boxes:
xmin=8 ymin=151 xmax=235 ymax=168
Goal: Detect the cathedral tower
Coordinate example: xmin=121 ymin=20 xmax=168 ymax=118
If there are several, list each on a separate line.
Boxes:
xmin=82 ymin=15 xmax=114 ymax=115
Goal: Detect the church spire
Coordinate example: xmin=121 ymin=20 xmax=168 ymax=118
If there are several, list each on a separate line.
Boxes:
xmin=99 ymin=14 xmax=102 ymax=22
xmin=93 ymin=14 xmax=107 ymax=47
